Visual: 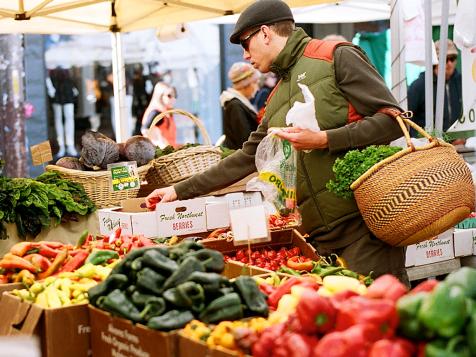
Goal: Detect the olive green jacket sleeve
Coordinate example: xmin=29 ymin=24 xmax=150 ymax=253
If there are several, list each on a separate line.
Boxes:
xmin=326 ymin=46 xmax=403 ymax=153
xmin=174 ymin=119 xmax=268 ymax=200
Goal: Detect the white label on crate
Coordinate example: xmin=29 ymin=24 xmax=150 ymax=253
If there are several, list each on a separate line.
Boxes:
xmin=413 ymin=230 xmax=454 ymax=265
xmin=230 ymin=205 xmax=270 ymax=245
xmin=156 ymin=198 xmax=207 ymax=236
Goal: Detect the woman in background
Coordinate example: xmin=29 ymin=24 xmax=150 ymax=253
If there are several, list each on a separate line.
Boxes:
xmin=141 ymin=82 xmax=177 ymax=148
xmin=220 ymin=62 xmax=259 ymax=150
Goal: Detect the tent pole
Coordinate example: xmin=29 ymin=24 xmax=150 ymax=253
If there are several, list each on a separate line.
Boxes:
xmin=434 ymin=0 xmax=450 ymax=135
xmin=424 ymin=0 xmax=433 ymax=132
xmin=111 ymin=31 xmax=128 ymax=142
xmin=390 ymin=0 xmax=407 ymax=109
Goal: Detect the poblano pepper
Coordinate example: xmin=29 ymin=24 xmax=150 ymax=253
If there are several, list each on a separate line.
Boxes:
xmin=425 ymin=335 xmax=471 ymax=357
xmin=185 ymin=249 xmax=224 ymax=273
xmin=86 ymin=249 xmax=119 ymax=265
xmin=111 ymin=247 xmax=150 ymax=275
xmin=188 ymin=271 xmax=228 ymax=295
xmin=97 ymin=289 xmax=142 ymax=322
xmin=147 ymin=310 xmax=194 ymax=331
xmin=445 ymin=267 xmax=476 ymax=298
xmin=136 ymin=267 xmax=165 ymax=295
xmin=88 ymin=273 xmax=128 ymax=306
xmin=163 ymin=281 xmax=205 ymax=312
xmin=396 ymin=291 xmax=433 ymax=340
xmin=199 ymin=292 xmax=243 ymax=324
xmin=131 ymin=290 xmax=158 ymax=308
xmin=233 ymin=276 xmax=268 ymax=317
xmin=162 ymin=256 xmax=204 ymax=291
xmin=168 ymin=241 xmax=203 ymax=260
xmin=142 ymin=249 xmax=178 ymax=275
xmin=418 ymin=282 xmax=468 ymax=338
xmin=140 ymin=297 xmax=166 ymax=321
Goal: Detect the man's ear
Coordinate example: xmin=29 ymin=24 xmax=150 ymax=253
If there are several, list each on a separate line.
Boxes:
xmin=261 ymin=25 xmax=272 ymax=45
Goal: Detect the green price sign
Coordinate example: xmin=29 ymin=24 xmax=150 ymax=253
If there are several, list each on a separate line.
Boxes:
xmin=108 ymin=161 xmax=140 ymax=192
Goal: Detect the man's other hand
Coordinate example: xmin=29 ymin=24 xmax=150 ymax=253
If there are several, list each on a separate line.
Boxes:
xmin=145 ymin=186 xmax=178 ymax=210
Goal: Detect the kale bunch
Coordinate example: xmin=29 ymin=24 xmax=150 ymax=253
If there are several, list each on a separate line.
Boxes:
xmin=326 ymin=145 xmax=402 ymax=199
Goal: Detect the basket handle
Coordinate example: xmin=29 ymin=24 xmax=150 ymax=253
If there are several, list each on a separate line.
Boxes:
xmin=379 ymin=108 xmax=445 ymax=150
xmin=147 ymin=108 xmax=212 ymax=145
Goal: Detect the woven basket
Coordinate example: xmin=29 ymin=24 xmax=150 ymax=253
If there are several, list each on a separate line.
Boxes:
xmin=146 ymin=109 xmax=222 ymax=187
xmin=45 ymin=163 xmax=151 ymax=209
xmin=350 ymin=111 xmax=475 ymax=247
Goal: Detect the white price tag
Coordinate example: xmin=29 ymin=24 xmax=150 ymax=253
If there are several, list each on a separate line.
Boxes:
xmin=230 ymin=205 xmax=270 ymax=246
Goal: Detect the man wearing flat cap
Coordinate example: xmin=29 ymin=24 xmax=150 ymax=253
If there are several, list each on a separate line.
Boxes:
xmin=147 ymin=0 xmax=408 ymax=285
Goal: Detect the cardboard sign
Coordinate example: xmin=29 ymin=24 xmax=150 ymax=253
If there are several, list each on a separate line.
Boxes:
xmin=230 ymin=205 xmax=270 ymax=246
xmin=30 ymin=141 xmax=53 ymax=166
xmin=412 ymin=229 xmax=455 ymax=266
xmin=108 ymin=161 xmax=140 ymax=192
xmin=156 ymin=198 xmax=208 ymax=237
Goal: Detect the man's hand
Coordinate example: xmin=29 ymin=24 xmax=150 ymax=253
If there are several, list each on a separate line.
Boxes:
xmin=145 ymin=186 xmax=178 ymax=209
xmin=273 ymin=127 xmax=328 ymax=151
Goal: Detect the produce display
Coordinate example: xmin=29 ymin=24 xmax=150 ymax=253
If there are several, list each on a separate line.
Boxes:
xmin=0 ymin=171 xmax=95 ymax=239
xmin=0 ymin=230 xmax=153 ymax=284
xmin=88 ymin=241 xmax=268 ymax=331
xmin=326 ymin=145 xmax=402 ymax=199
xmin=11 ymin=263 xmax=113 ymax=307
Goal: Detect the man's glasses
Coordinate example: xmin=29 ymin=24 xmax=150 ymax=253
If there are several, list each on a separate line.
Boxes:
xmin=240 ymin=28 xmax=261 ymax=51
xmin=447 ymin=55 xmax=457 ymax=63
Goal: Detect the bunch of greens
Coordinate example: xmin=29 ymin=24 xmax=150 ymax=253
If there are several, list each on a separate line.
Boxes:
xmin=155 ymin=143 xmax=200 ymax=159
xmin=326 ymin=145 xmax=402 ymax=199
xmin=0 ymin=171 xmax=95 ymax=240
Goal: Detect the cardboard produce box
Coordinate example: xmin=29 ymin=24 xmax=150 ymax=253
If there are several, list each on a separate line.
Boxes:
xmin=411 ymin=229 xmax=455 ymax=266
xmin=0 ymin=292 xmax=90 ymax=357
xmin=89 ymin=305 xmax=178 ymax=357
xmin=203 ymin=228 xmax=318 ymax=278
xmin=453 ymin=228 xmax=475 ymax=257
xmin=0 ymin=283 xmax=24 ymax=296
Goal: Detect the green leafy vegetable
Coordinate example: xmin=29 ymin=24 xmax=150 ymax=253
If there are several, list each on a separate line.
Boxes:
xmin=0 ymin=171 xmax=95 ymax=240
xmin=326 ymin=145 xmax=402 ymax=199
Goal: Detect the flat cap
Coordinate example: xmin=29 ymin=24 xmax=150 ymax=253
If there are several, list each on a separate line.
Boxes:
xmin=229 ymin=0 xmax=294 ymax=44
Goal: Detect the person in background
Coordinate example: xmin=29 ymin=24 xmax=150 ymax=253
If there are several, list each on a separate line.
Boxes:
xmin=46 ymin=66 xmax=79 ymax=157
xmin=253 ymin=71 xmax=278 ymax=113
xmin=141 ymin=82 xmax=177 ymax=148
xmin=407 ymin=39 xmax=463 ymax=140
xmin=146 ymin=0 xmax=408 ymax=285
xmin=132 ymin=65 xmax=151 ymax=136
xmin=221 ymin=62 xmax=260 ymax=149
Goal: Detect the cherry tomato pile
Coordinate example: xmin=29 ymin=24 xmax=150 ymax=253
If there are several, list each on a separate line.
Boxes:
xmin=223 ymin=246 xmax=308 ymax=271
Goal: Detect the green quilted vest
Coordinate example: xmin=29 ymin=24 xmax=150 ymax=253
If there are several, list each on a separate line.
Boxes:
xmin=265 ymin=29 xmax=362 ymax=237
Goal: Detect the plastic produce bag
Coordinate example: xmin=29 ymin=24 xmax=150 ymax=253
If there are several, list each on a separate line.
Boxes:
xmin=247 ymin=133 xmax=299 ymax=219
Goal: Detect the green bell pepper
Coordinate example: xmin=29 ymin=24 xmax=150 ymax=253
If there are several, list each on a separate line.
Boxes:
xmin=233 ymin=276 xmax=268 ymax=317
xmin=162 ymin=256 xmax=204 ymax=291
xmin=397 ymin=292 xmax=432 ymax=340
xmin=88 ymin=273 xmax=128 ymax=306
xmin=425 ymin=335 xmax=471 ymax=357
xmin=147 ymin=310 xmax=194 ymax=331
xmin=140 ymin=297 xmax=166 ymax=321
xmin=163 ymin=281 xmax=205 ymax=312
xmin=199 ymin=292 xmax=243 ymax=324
xmin=466 ymin=300 xmax=476 ymax=356
xmin=97 ymin=289 xmax=142 ymax=322
xmin=136 ymin=267 xmax=165 ymax=295
xmin=86 ymin=249 xmax=119 ymax=265
xmin=184 ymin=249 xmax=224 ymax=273
xmin=445 ymin=267 xmax=476 ymax=298
xmin=141 ymin=249 xmax=178 ymax=275
xmin=418 ymin=282 xmax=468 ymax=338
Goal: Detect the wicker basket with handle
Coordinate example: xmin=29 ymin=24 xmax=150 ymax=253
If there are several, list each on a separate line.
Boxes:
xmin=350 ymin=109 xmax=475 ymax=247
xmin=45 ymin=163 xmax=151 ymax=209
xmin=145 ymin=109 xmax=222 ymax=187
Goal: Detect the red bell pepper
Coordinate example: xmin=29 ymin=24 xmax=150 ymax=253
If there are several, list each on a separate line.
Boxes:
xmin=268 ymin=277 xmax=319 ymax=308
xmin=313 ymin=323 xmax=380 ymax=357
xmin=335 ymin=296 xmax=399 ymax=339
xmin=252 ymin=323 xmax=287 ymax=357
xmin=329 ymin=290 xmax=360 ymax=309
xmin=58 ymin=250 xmax=89 ymax=273
xmin=23 ymin=253 xmax=51 ymax=272
xmin=258 ymin=282 xmax=276 ymax=296
xmin=410 ymin=279 xmax=439 ymax=294
xmin=0 ymin=253 xmax=39 ymax=273
xmin=9 ymin=242 xmax=39 ymax=257
xmin=366 ymin=274 xmax=408 ymax=302
xmin=283 ymin=332 xmax=319 ymax=357
xmin=368 ymin=338 xmax=416 ymax=357
xmin=296 ymin=289 xmax=336 ymax=335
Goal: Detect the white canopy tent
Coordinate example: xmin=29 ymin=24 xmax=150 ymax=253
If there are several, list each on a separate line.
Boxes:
xmin=0 ymin=0 xmax=330 ymax=142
